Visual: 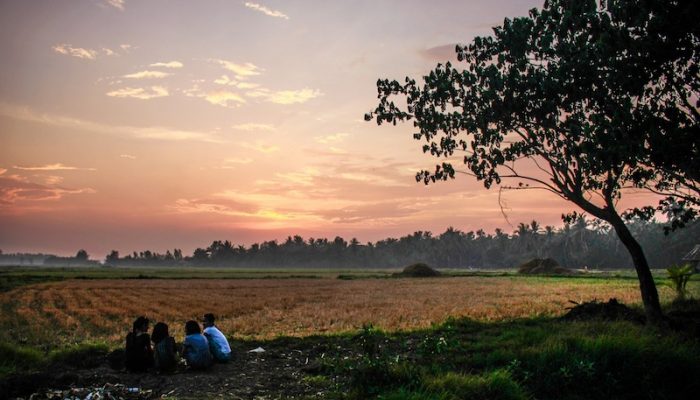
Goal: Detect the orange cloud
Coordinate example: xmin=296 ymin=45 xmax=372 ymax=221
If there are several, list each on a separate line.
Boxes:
xmin=123 ymin=70 xmax=172 ymax=79
xmin=267 ymin=88 xmax=322 ymax=104
xmin=106 ymin=86 xmax=169 ymax=99
xmin=52 ymin=44 xmax=97 ymax=60
xmin=13 ymin=163 xmax=96 ymax=171
xmin=150 ymin=61 xmax=183 ymax=69
xmin=0 ymin=103 xmax=222 ymax=143
xmin=244 ymin=2 xmax=289 ymax=20
xmin=0 ymin=175 xmax=95 ymax=207
xmin=315 ymin=132 xmax=349 ymax=144
xmin=241 ymin=141 xmax=279 ymax=153
xmin=232 ymin=123 xmax=275 ymax=132
xmin=203 ymin=90 xmax=246 ymax=107
xmin=105 ymin=0 xmax=125 ymax=11
xmin=211 ymin=60 xmax=263 ymax=80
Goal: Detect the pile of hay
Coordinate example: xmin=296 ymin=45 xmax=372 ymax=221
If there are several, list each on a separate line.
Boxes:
xmin=517 ymin=258 xmax=573 ymax=275
xmin=561 ymin=298 xmax=644 ymax=323
xmin=394 ymin=263 xmax=441 ymax=278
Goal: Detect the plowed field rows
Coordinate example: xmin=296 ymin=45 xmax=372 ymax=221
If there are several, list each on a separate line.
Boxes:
xmin=1 ymin=276 xmax=664 ymax=347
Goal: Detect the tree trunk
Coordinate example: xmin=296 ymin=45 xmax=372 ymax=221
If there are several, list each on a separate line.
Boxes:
xmin=609 ymin=215 xmax=664 ymax=325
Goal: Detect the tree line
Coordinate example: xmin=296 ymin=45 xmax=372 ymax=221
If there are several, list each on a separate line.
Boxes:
xmin=102 ymin=217 xmax=699 ymax=269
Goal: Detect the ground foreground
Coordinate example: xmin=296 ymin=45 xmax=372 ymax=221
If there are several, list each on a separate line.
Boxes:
xmin=2 ymin=308 xmax=700 ymax=400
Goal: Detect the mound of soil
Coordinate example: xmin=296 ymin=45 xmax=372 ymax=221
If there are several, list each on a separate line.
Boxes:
xmin=561 ymin=298 xmax=644 ymax=323
xmin=518 ymin=258 xmax=573 ymax=275
xmin=394 ymin=263 xmax=441 ymax=278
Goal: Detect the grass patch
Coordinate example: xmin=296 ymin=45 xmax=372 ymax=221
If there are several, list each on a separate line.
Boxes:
xmin=325 ymin=308 xmax=700 ymax=400
xmin=0 ymin=343 xmax=44 ymax=376
xmin=0 ymin=342 xmax=110 ymax=378
xmin=50 ymin=342 xmax=109 ymax=369
xmin=423 ymin=370 xmax=528 ymax=400
xmin=0 ymin=275 xmax=65 ymax=292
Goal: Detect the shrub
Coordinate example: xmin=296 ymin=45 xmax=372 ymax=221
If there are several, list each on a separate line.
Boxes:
xmin=395 ymin=263 xmax=441 ymax=278
xmin=667 ymin=264 xmax=694 ymax=300
xmin=518 ymin=258 xmax=572 ymax=275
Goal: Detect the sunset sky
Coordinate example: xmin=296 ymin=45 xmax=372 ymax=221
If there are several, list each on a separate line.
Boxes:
xmin=0 ymin=0 xmax=655 ymax=257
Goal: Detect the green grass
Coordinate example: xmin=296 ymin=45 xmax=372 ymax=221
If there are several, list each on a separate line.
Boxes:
xmin=0 ymin=266 xmax=403 ymax=291
xmin=325 ymin=301 xmax=700 ymax=400
xmin=0 ymin=342 xmax=108 ymax=376
xmin=2 ymin=265 xmax=695 ymax=293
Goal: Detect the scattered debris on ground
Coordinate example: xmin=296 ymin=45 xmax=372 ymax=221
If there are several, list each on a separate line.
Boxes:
xmin=518 ymin=258 xmax=574 ymax=275
xmin=27 ymin=383 xmax=153 ymax=400
xmin=393 ymin=263 xmax=441 ymax=278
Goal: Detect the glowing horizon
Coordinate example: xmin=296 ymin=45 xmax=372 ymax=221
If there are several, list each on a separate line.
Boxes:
xmin=0 ymin=0 xmax=658 ymax=257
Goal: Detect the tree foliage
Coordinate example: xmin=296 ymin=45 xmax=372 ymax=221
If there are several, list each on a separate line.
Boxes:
xmin=98 ymin=219 xmax=700 ymax=269
xmin=366 ymin=0 xmax=699 ymax=323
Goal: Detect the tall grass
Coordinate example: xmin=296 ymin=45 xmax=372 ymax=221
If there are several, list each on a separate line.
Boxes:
xmin=331 ymin=313 xmax=700 ymax=400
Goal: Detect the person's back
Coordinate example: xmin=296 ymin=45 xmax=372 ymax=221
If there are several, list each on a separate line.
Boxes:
xmin=202 ymin=313 xmax=232 ymax=362
xmin=154 ymin=336 xmax=178 ymax=372
xmin=125 ymin=316 xmax=153 ymax=372
xmin=151 ymin=322 xmax=178 ymax=373
xmin=183 ymin=320 xmax=212 ymax=369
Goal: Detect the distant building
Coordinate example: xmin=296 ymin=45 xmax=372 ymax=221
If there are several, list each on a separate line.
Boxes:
xmin=683 ymin=244 xmax=700 ymax=272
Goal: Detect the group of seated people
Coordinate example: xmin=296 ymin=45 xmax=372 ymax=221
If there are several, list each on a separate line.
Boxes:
xmin=124 ymin=313 xmax=232 ymax=373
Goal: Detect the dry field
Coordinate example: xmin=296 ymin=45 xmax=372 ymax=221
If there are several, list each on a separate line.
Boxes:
xmin=0 ymin=276 xmax=678 ymax=348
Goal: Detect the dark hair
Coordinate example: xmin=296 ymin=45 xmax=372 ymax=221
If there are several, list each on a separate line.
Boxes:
xmin=185 ymin=320 xmax=201 ymax=336
xmin=132 ymin=316 xmax=149 ymax=333
xmin=203 ymin=313 xmax=215 ymax=324
xmin=151 ymin=322 xmax=169 ymax=344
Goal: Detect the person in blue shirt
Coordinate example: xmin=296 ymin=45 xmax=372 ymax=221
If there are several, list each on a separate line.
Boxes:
xmin=182 ymin=320 xmax=212 ymax=369
xmin=202 ymin=313 xmax=232 ymax=363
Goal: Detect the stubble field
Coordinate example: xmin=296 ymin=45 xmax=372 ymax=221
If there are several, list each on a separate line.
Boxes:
xmin=0 ymin=275 xmax=679 ymax=348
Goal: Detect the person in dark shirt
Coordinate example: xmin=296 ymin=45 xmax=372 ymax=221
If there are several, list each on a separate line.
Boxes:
xmin=151 ymin=322 xmax=178 ymax=373
xmin=125 ymin=316 xmax=153 ymax=372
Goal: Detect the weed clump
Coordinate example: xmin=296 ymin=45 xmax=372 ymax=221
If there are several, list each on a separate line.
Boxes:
xmin=395 ymin=263 xmax=441 ymax=278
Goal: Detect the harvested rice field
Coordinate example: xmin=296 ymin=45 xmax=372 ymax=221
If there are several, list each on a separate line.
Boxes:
xmin=0 ymin=275 xmax=677 ymax=348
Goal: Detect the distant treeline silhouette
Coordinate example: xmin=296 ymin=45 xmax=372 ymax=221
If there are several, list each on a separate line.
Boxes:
xmin=0 ymin=249 xmax=98 ymax=267
xmin=102 ymin=217 xmax=699 ymax=269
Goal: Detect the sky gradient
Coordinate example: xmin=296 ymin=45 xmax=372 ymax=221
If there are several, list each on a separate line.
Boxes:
xmin=0 ymin=0 xmax=656 ymax=257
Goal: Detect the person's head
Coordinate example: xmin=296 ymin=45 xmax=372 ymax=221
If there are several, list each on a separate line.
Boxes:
xmin=185 ymin=320 xmax=201 ymax=336
xmin=203 ymin=313 xmax=216 ymax=327
xmin=151 ymin=322 xmax=169 ymax=344
xmin=132 ymin=316 xmax=149 ymax=333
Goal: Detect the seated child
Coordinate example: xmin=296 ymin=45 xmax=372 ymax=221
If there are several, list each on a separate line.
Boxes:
xmin=182 ymin=320 xmax=212 ymax=369
xmin=125 ymin=316 xmax=153 ymax=372
xmin=151 ymin=322 xmax=178 ymax=373
xmin=202 ymin=313 xmax=232 ymax=363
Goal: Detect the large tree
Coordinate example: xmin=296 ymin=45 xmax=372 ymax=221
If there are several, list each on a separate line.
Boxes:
xmin=367 ymin=0 xmax=699 ymax=324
